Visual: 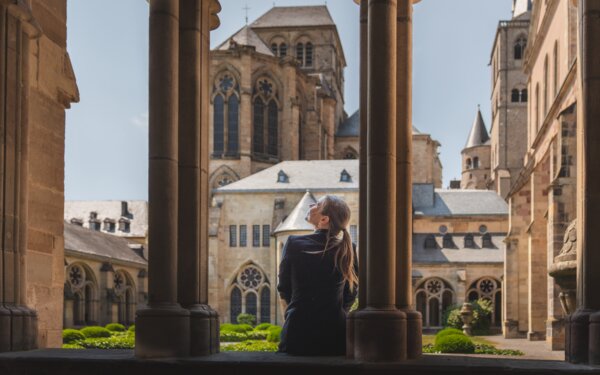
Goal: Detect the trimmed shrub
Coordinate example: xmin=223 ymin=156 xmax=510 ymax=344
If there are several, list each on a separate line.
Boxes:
xmin=222 ymin=340 xmax=278 ymax=352
xmin=128 ymin=325 xmax=135 ymax=332
xmin=236 ymin=313 xmax=256 ymax=326
xmin=267 ymin=325 xmax=282 ymax=343
xmin=220 ymin=323 xmax=253 ymax=333
xmin=80 ymin=326 xmax=112 ymax=339
xmin=78 ymin=335 xmax=135 ymax=349
xmin=219 ymin=331 xmax=248 ymax=343
xmin=434 ymin=334 xmax=475 ymax=354
xmin=434 ymin=328 xmax=465 ymax=346
xmin=254 ymin=323 xmax=272 ymax=331
xmin=62 ymin=343 xmax=85 ymax=349
xmin=443 ymin=299 xmax=493 ymax=335
xmin=246 ymin=331 xmax=268 ymax=340
xmin=105 ymin=323 xmax=126 ymax=332
xmin=62 ymin=329 xmax=85 ymax=344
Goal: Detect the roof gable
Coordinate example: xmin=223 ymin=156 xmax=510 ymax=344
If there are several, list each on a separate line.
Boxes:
xmin=251 ymin=6 xmax=335 ymax=28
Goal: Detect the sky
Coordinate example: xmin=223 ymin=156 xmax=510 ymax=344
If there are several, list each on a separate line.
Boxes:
xmin=65 ymin=0 xmax=513 ymax=200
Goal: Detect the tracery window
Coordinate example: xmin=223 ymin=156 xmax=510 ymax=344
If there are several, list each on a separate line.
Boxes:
xmin=295 ymin=41 xmax=313 ymax=67
xmin=113 ymin=270 xmax=136 ymax=326
xmin=467 ymin=277 xmax=502 ymax=326
xmin=229 ymin=264 xmax=271 ymax=323
xmin=514 ymin=37 xmax=527 ymax=60
xmin=65 ymin=264 xmax=97 ymax=327
xmin=213 ymin=72 xmax=240 ymax=158
xmin=415 ymin=278 xmax=454 ymax=328
xmin=253 ymin=78 xmax=279 ymax=159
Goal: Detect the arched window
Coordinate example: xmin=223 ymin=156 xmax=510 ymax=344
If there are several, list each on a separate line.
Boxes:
xmin=464 ymin=234 xmax=475 ymax=248
xmin=553 ymin=41 xmax=559 ymax=98
xmin=305 ymin=42 xmax=313 ymax=67
xmin=414 ymin=278 xmax=454 ymax=328
xmin=260 ymin=287 xmax=271 ymax=323
xmin=467 ymin=277 xmax=502 ymax=327
xmin=65 ymin=263 xmax=97 ymax=327
xmin=511 ymin=89 xmax=520 ymax=102
xmin=296 ymin=43 xmax=304 ymax=65
xmin=279 ymin=43 xmax=287 ymax=57
xmin=213 ymin=72 xmax=240 ymax=157
xmin=113 ymin=270 xmax=136 ymax=325
xmin=521 ymin=88 xmax=528 ymax=102
xmin=535 ymin=83 xmax=540 ymax=130
xmin=543 ymin=55 xmax=549 ymax=115
xmin=253 ymin=78 xmax=279 ymax=159
xmin=229 ymin=264 xmax=271 ymax=323
xmin=466 ymin=158 xmax=472 ymax=170
xmin=230 ymin=287 xmax=242 ymax=323
xmin=473 ymin=157 xmax=479 ymax=169
xmin=442 ymin=233 xmax=455 ymax=249
xmin=514 ymin=37 xmax=527 ymax=60
xmin=271 ymin=43 xmax=278 ymax=55
xmin=482 ymin=233 xmax=494 ymax=248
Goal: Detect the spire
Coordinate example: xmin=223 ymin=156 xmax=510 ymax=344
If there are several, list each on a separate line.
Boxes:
xmin=464 ymin=106 xmax=490 ymax=149
xmin=274 ymin=190 xmax=317 ymax=234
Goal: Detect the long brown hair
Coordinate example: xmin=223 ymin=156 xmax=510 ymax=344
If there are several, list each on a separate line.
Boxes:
xmin=318 ymin=195 xmax=358 ymax=291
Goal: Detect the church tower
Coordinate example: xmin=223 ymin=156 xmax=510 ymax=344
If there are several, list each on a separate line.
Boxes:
xmin=461 ymin=107 xmax=491 ymax=189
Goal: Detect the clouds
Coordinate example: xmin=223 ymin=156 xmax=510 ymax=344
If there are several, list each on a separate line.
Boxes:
xmin=131 ymin=112 xmax=148 ymax=129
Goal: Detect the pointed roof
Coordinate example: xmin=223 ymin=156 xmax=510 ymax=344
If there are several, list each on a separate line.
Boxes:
xmin=251 ymin=6 xmax=335 ymax=28
xmin=464 ymin=107 xmax=490 ymax=149
xmin=274 ymin=190 xmax=317 ymax=234
xmin=215 ymin=25 xmax=274 ymax=56
xmin=336 ymin=110 xmax=423 ymax=137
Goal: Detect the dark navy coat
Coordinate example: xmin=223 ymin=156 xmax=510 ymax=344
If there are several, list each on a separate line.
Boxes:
xmin=277 ymin=229 xmax=358 ymax=355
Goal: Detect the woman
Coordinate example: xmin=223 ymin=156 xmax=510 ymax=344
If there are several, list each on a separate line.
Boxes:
xmin=277 ymin=195 xmax=358 ymax=356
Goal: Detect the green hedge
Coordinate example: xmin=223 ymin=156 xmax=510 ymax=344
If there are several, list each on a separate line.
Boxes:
xmin=236 ymin=313 xmax=256 ymax=326
xmin=220 ymin=331 xmax=248 ymax=343
xmin=222 ymin=340 xmax=278 ymax=352
xmin=434 ymin=334 xmax=475 ymax=354
xmin=254 ymin=323 xmax=272 ymax=331
xmin=62 ymin=329 xmax=85 ymax=344
xmin=220 ymin=323 xmax=254 ymax=333
xmin=266 ymin=326 xmax=282 ymax=343
xmin=246 ymin=331 xmax=268 ymax=340
xmin=128 ymin=325 xmax=135 ymax=332
xmin=80 ymin=326 xmax=112 ymax=338
xmin=105 ymin=323 xmax=126 ymax=332
xmin=77 ymin=336 xmax=135 ymax=349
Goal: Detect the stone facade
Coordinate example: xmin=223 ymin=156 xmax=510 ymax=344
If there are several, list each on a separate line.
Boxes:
xmin=0 ymin=0 xmax=78 ymax=351
xmin=501 ymin=0 xmax=579 ymax=350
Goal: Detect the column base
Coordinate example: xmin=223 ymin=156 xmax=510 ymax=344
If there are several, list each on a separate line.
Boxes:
xmin=400 ymin=308 xmax=422 ymax=359
xmin=209 ymin=307 xmax=220 ymax=354
xmin=527 ymin=330 xmax=545 ymax=341
xmin=589 ymin=311 xmax=600 ymax=365
xmin=8 ymin=305 xmax=26 ymax=351
xmin=135 ymin=304 xmax=190 ymax=358
xmin=545 ymin=318 xmax=565 ymax=351
xmin=0 ymin=306 xmax=11 ymax=352
xmin=565 ymin=309 xmax=592 ymax=363
xmin=353 ymin=308 xmax=407 ymax=361
xmin=502 ymin=319 xmax=526 ymax=338
xmin=346 ymin=310 xmax=356 ymax=359
xmin=188 ymin=305 xmax=211 ymax=356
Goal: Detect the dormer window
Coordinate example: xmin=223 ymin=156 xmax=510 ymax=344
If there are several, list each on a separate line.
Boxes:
xmin=103 ymin=218 xmax=116 ymax=232
xmin=482 ymin=233 xmax=494 ymax=248
xmin=118 ymin=218 xmax=131 ymax=233
xmin=121 ymin=201 xmax=129 ymax=217
xmin=89 ymin=211 xmax=98 ymax=220
xmin=424 ymin=234 xmax=437 ymax=249
xmin=464 ymin=234 xmax=475 ymax=248
xmin=277 ymin=170 xmax=289 ymax=183
xmin=340 ymin=169 xmax=352 ymax=182
xmin=88 ymin=212 xmax=100 ymax=231
xmin=70 ymin=218 xmax=83 ymax=226
xmin=442 ymin=233 xmax=455 ymax=249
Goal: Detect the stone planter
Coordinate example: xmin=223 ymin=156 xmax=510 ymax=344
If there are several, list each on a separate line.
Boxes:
xmin=548 ymin=220 xmax=577 ymax=315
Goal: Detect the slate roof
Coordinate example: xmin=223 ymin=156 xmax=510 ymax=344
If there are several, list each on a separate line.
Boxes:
xmin=216 ymin=160 xmax=358 ymax=193
xmin=64 ymin=200 xmax=148 ymax=238
xmin=412 ymin=233 xmax=504 ymax=264
xmin=215 ymin=25 xmax=275 ymax=56
xmin=336 ymin=110 xmax=424 ymax=137
xmin=251 ymin=6 xmax=335 ymax=28
xmin=274 ymin=191 xmax=317 ymax=234
xmin=413 ymin=188 xmax=508 ymax=217
xmin=464 ymin=108 xmax=490 ymax=149
xmin=64 ymin=222 xmax=147 ymax=266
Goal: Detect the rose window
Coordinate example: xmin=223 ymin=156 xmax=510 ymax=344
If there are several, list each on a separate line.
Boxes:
xmin=114 ymin=273 xmax=125 ymax=291
xmin=218 ymin=176 xmax=233 ymax=187
xmin=69 ymin=266 xmax=84 ymax=288
xmin=426 ymin=279 xmax=442 ymax=294
xmin=219 ymin=74 xmax=234 ymax=92
xmin=258 ymin=79 xmax=273 ymax=96
xmin=479 ymin=278 xmax=495 ymax=294
xmin=238 ymin=266 xmax=263 ymax=290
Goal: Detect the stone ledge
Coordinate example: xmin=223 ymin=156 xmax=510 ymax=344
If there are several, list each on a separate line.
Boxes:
xmin=0 ymin=350 xmax=599 ymax=375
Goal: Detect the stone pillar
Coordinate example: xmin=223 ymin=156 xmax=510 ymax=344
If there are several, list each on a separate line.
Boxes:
xmin=347 ymin=0 xmax=368 ymax=358
xmin=353 ymin=0 xmax=407 ymax=362
xmin=136 ymin=0 xmax=190 ymax=358
xmin=567 ymin=0 xmax=600 ymax=365
xmin=395 ymin=0 xmax=422 ymax=360
xmin=528 ymin=164 xmax=549 ymax=341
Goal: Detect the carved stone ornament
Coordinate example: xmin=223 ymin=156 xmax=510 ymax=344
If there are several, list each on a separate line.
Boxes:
xmin=548 ymin=219 xmax=577 ymax=314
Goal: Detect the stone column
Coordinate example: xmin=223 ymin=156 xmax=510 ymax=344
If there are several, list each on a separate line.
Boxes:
xmin=395 ymin=0 xmax=422 ymax=360
xmin=353 ymin=0 xmax=407 ymax=362
xmin=136 ymin=0 xmax=190 ymax=358
xmin=347 ymin=0 xmax=368 ymax=359
xmin=568 ymin=0 xmax=600 ymax=365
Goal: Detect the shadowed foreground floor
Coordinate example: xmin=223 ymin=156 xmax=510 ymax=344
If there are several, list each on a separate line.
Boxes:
xmin=0 ymin=350 xmax=598 ymax=375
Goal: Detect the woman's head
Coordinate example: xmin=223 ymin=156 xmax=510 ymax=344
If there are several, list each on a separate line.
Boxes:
xmin=309 ymin=195 xmax=357 ymax=291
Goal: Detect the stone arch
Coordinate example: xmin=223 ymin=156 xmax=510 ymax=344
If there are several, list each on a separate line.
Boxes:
xmin=342 ymin=146 xmax=359 ymax=160
xmin=466 ymin=276 xmax=502 ymax=327
xmin=251 ymin=70 xmax=284 ymax=106
xmin=226 ymin=261 xmax=271 ymax=323
xmin=113 ymin=269 xmax=137 ymax=326
xmin=65 ymin=262 xmax=99 ymax=327
xmin=211 ymin=64 xmax=242 ymax=102
xmin=414 ymin=277 xmax=455 ymax=329
xmin=209 ymin=164 xmax=240 ymax=190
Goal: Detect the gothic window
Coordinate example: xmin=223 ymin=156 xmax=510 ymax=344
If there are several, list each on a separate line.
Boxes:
xmin=424 ymin=234 xmax=437 ymax=249
xmin=246 ymin=293 xmax=258 ymax=317
xmin=239 ymin=225 xmax=247 ymax=247
xmin=511 ymin=89 xmax=520 ymax=103
xmin=481 ymin=233 xmax=494 ymax=248
xmin=262 ymin=225 xmax=271 ymax=246
xmin=252 ymin=225 xmax=260 ymax=247
xmin=296 ymin=43 xmax=304 ymax=65
xmin=230 ymin=287 xmax=242 ymax=323
xmin=271 ymin=43 xmax=278 ymax=55
xmin=213 ymin=72 xmax=240 ymax=158
xmin=414 ymin=278 xmax=454 ymax=328
xmin=229 ymin=225 xmax=237 ymax=247
xmin=66 ymin=263 xmax=97 ymax=326
xmin=521 ymin=89 xmax=528 ymax=102
xmin=260 ymin=287 xmax=271 ymax=323
xmin=344 ymin=152 xmax=357 ymax=160
xmin=253 ymin=78 xmax=279 ymax=159
xmin=305 ymin=42 xmax=313 ymax=67
xmin=464 ymin=234 xmax=475 ymax=248
xmin=217 ymin=175 xmax=234 ymax=187
xmin=279 ymin=43 xmax=287 ymax=57
xmin=514 ymin=37 xmax=527 ymax=60
xmin=467 ymin=277 xmax=502 ymax=326
xmin=442 ymin=233 xmax=455 ymax=249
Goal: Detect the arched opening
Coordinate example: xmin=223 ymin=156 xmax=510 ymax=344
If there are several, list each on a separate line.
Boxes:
xmin=514 ymin=36 xmax=527 ymax=60
xmin=415 ymin=278 xmax=454 ymax=329
xmin=467 ymin=277 xmax=502 ymax=327
xmin=260 ymin=287 xmax=271 ymax=323
xmin=230 ymin=286 xmax=242 ymax=323
xmin=245 ymin=292 xmax=257 ymax=317
xmin=229 ymin=263 xmax=271 ymax=323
